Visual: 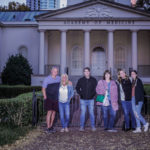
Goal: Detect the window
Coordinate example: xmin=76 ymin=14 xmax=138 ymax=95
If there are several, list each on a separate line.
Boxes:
xmin=18 ymin=46 xmax=28 ymax=58
xmin=71 ymin=46 xmax=83 ymax=75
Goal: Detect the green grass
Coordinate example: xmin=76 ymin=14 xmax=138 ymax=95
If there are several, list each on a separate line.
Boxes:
xmin=0 ymin=124 xmax=33 ymax=146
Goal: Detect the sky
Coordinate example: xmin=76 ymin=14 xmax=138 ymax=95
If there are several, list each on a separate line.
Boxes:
xmin=0 ymin=0 xmax=67 ymax=7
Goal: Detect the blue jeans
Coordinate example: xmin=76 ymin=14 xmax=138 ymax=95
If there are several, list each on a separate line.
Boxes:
xmin=121 ymin=101 xmax=136 ymax=129
xmin=102 ymin=105 xmax=116 ymax=129
xmin=132 ymin=97 xmax=146 ymax=128
xmin=80 ymin=99 xmax=95 ymax=128
xmin=59 ymin=102 xmax=70 ymax=128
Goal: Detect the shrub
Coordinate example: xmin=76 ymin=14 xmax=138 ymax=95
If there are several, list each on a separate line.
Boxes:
xmin=1 ymin=54 xmax=32 ymax=85
xmin=0 ymin=85 xmax=41 ymax=98
xmin=144 ymin=84 xmax=150 ymax=95
xmin=0 ymin=92 xmax=43 ymax=126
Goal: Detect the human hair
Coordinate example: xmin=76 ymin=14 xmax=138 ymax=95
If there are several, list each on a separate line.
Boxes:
xmin=51 ymin=66 xmax=59 ymax=72
xmin=131 ymin=70 xmax=138 ymax=75
xmin=83 ymin=67 xmax=90 ymax=72
xmin=118 ymin=69 xmax=129 ymax=81
xmin=60 ymin=74 xmax=69 ymax=86
xmin=103 ymin=70 xmax=112 ymax=80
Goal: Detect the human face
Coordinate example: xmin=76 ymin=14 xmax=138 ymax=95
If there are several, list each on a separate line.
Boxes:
xmin=84 ymin=69 xmax=90 ymax=78
xmin=131 ymin=72 xmax=137 ymax=80
xmin=105 ymin=73 xmax=111 ymax=81
xmin=51 ymin=68 xmax=58 ymax=78
xmin=119 ymin=70 xmax=126 ymax=79
xmin=62 ymin=75 xmax=67 ymax=86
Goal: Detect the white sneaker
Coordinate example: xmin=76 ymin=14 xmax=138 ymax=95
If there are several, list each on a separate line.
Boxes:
xmin=91 ymin=127 xmax=96 ymax=132
xmin=107 ymin=129 xmax=118 ymax=133
xmin=133 ymin=127 xmax=141 ymax=133
xmin=65 ymin=128 xmax=69 ymax=132
xmin=79 ymin=127 xmax=85 ymax=132
xmin=60 ymin=128 xmax=65 ymax=132
xmin=144 ymin=123 xmax=149 ymax=132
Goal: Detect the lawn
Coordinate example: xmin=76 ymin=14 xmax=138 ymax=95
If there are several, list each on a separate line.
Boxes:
xmin=0 ymin=124 xmax=32 ymax=147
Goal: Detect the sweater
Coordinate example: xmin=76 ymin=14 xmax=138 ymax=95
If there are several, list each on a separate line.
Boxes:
xmin=96 ymin=80 xmax=119 ymax=111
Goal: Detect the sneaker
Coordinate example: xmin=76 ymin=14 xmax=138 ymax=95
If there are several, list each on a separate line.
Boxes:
xmin=91 ymin=127 xmax=96 ymax=132
xmin=45 ymin=128 xmax=53 ymax=134
xmin=107 ymin=129 xmax=118 ymax=133
xmin=49 ymin=127 xmax=56 ymax=133
xmin=60 ymin=128 xmax=65 ymax=133
xmin=79 ymin=127 xmax=85 ymax=132
xmin=124 ymin=128 xmax=130 ymax=132
xmin=144 ymin=123 xmax=149 ymax=132
xmin=133 ymin=127 xmax=142 ymax=133
xmin=65 ymin=128 xmax=69 ymax=132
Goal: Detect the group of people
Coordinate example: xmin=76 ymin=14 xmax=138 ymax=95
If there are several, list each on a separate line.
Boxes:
xmin=42 ymin=66 xmax=149 ymax=133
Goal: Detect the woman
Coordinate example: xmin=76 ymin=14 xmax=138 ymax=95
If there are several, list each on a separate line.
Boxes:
xmin=96 ymin=70 xmax=118 ymax=132
xmin=58 ymin=74 xmax=74 ymax=132
xmin=131 ymin=70 xmax=149 ymax=133
xmin=117 ymin=69 xmax=136 ymax=131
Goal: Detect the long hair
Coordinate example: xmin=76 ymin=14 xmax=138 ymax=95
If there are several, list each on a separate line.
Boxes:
xmin=131 ymin=70 xmax=138 ymax=87
xmin=103 ymin=70 xmax=112 ymax=80
xmin=60 ymin=74 xmax=69 ymax=86
xmin=118 ymin=69 xmax=129 ymax=82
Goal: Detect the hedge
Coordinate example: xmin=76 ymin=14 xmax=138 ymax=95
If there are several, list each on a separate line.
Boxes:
xmin=144 ymin=84 xmax=150 ymax=96
xmin=0 ymin=92 xmax=43 ymax=126
xmin=0 ymin=85 xmax=41 ymax=98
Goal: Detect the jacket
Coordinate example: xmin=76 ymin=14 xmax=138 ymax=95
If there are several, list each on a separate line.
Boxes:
xmin=120 ymin=78 xmax=132 ymax=101
xmin=96 ymin=80 xmax=119 ymax=111
xmin=131 ymin=78 xmax=145 ymax=104
xmin=76 ymin=76 xmax=97 ymax=100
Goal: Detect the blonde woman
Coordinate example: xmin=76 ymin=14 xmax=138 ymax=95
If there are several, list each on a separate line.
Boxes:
xmin=117 ymin=69 xmax=136 ymax=131
xmin=58 ymin=74 xmax=74 ymax=132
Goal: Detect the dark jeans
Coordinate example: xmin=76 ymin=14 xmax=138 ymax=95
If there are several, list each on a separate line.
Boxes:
xmin=102 ymin=105 xmax=116 ymax=129
xmin=121 ymin=101 xmax=136 ymax=129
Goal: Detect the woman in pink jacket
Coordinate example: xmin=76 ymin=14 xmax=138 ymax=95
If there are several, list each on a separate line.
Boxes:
xmin=96 ymin=70 xmax=118 ymax=132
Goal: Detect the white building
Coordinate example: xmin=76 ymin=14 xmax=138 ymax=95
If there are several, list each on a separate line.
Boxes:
xmin=0 ymin=0 xmax=150 ymax=85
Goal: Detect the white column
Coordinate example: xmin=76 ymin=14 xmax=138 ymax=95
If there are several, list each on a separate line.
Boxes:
xmin=131 ymin=30 xmax=138 ymax=70
xmin=44 ymin=32 xmax=48 ymax=66
xmin=60 ymin=30 xmax=67 ymax=74
xmin=108 ymin=30 xmax=114 ymax=74
xmin=84 ymin=30 xmax=90 ymax=67
xmin=39 ymin=30 xmax=45 ymax=75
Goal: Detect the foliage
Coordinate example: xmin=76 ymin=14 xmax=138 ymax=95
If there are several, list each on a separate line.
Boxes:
xmin=0 ymin=92 xmax=43 ymax=126
xmin=1 ymin=54 xmax=32 ymax=85
xmin=0 ymin=1 xmax=30 ymax=11
xmin=0 ymin=85 xmax=41 ymax=99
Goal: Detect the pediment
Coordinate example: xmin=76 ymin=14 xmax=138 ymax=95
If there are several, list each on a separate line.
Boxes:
xmin=36 ymin=0 xmax=150 ymax=20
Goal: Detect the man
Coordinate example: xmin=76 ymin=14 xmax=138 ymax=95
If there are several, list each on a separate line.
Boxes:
xmin=42 ymin=67 xmax=60 ymax=133
xmin=76 ymin=67 xmax=97 ymax=131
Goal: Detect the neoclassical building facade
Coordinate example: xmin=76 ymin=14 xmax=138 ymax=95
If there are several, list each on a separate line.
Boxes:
xmin=0 ymin=0 xmax=150 ymax=85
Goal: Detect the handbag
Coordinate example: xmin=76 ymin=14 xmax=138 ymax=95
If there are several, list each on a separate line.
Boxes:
xmin=96 ymin=94 xmax=105 ymax=103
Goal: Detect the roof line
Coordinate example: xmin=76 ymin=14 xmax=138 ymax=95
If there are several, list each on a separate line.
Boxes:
xmin=35 ymin=0 xmax=150 ymax=20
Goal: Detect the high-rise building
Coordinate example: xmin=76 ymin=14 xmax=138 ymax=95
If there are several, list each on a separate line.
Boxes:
xmin=26 ymin=0 xmax=60 ymax=10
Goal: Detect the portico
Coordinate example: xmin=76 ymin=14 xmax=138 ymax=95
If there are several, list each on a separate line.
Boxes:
xmin=35 ymin=0 xmax=150 ymax=84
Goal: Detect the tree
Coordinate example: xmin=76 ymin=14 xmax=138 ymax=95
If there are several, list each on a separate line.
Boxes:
xmin=0 ymin=1 xmax=30 ymax=11
xmin=1 ymin=54 xmax=33 ymax=85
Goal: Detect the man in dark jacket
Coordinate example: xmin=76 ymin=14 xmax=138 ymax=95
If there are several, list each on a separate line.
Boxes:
xmin=76 ymin=67 xmax=97 ymax=131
